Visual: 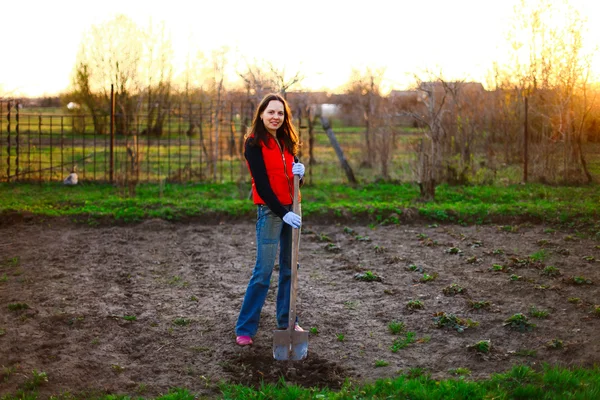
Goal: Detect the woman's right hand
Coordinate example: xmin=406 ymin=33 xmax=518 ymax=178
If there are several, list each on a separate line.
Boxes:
xmin=282 ymin=212 xmax=302 ymax=228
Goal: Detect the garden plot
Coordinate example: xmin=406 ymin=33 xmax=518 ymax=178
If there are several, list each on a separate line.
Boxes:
xmin=0 ymin=218 xmax=599 ymax=398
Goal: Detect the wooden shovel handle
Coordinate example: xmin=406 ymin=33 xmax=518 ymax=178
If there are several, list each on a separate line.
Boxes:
xmin=288 ymin=175 xmax=301 ymax=330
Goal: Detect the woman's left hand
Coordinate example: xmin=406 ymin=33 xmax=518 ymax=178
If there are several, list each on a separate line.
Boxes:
xmin=292 ymin=162 xmax=305 ymax=178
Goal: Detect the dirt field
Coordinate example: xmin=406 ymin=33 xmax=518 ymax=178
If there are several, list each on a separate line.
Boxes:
xmin=1 ymin=216 xmax=599 ymax=398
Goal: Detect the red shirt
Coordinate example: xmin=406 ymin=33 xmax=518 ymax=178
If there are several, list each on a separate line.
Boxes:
xmin=245 ymin=134 xmax=300 ymax=219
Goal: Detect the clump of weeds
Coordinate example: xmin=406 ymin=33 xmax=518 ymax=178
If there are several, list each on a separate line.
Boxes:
xmin=353 ymin=270 xmax=382 ymax=282
xmin=442 ymin=283 xmax=466 ymax=296
xmin=445 ymin=247 xmax=463 ymax=255
xmin=568 ymin=297 xmax=581 ymax=304
xmin=469 ymin=300 xmax=491 ymax=310
xmin=390 ymin=331 xmax=416 ymax=352
xmin=568 ymin=276 xmax=593 ymax=285
xmin=373 ymin=245 xmax=385 ymax=254
xmin=529 ymin=249 xmax=548 ymax=262
xmin=449 ymin=367 xmax=471 ymax=377
xmin=500 ymin=225 xmax=519 ymax=233
xmin=22 ymin=369 xmax=48 ymax=391
xmin=420 ymin=272 xmax=438 ymax=283
xmin=546 ymin=339 xmax=564 ymax=349
xmin=8 ymin=303 xmax=29 ymax=312
xmin=504 ymin=313 xmax=535 ymax=332
xmin=343 ymin=227 xmax=355 ymax=235
xmin=3 ymin=256 xmax=20 ymax=268
xmin=541 ymin=265 xmax=561 ymax=277
xmin=374 ymin=360 xmax=389 ymax=368
xmin=173 ymin=318 xmax=191 ymax=326
xmin=529 ymin=306 xmax=550 ymax=319
xmin=406 ymin=299 xmax=424 ymax=311
xmin=318 ymin=233 xmax=332 ymax=242
xmin=515 ymin=349 xmax=537 ymax=357
xmin=490 ymin=264 xmax=508 ymax=272
xmin=406 ymin=367 xmax=429 ymax=379
xmin=468 ymin=339 xmax=491 ymax=354
xmin=421 ymin=238 xmax=439 ymax=247
xmin=111 ymin=364 xmax=125 ymax=373
xmin=309 ymin=327 xmax=319 ymax=335
xmin=343 ymin=300 xmax=358 ymax=310
xmin=433 ymin=312 xmax=478 ymax=333
xmin=324 ymin=243 xmax=342 ymax=253
xmin=388 ymin=321 xmax=406 ymax=335
xmin=582 ymin=255 xmax=596 ymax=262
xmin=406 ymin=264 xmax=424 ymax=273
xmin=336 ymin=333 xmax=345 ymax=342
xmin=592 ymin=306 xmax=600 ymax=318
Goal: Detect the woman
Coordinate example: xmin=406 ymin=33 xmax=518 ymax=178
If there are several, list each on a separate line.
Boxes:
xmin=235 ymin=93 xmax=305 ymax=346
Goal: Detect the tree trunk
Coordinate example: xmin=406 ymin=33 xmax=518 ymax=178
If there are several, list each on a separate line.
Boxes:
xmin=576 ymin=133 xmax=593 ymax=184
xmin=418 ymin=144 xmax=435 ymax=201
xmin=307 ymin=106 xmax=316 ymax=166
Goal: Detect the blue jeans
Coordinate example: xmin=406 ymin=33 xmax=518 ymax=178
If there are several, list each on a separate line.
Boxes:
xmin=235 ymin=205 xmax=296 ymax=337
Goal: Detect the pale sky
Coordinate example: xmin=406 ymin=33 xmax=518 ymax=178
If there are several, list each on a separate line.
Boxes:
xmin=1 ymin=0 xmax=599 ymax=97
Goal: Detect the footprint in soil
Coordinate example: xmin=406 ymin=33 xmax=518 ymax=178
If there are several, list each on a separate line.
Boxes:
xmin=221 ymin=347 xmax=352 ymax=390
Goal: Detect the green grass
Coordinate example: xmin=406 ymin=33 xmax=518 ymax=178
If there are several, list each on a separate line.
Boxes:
xmin=387 ymin=321 xmax=406 ymax=335
xmin=4 ymin=364 xmax=590 ymax=399
xmin=1 ymin=182 xmax=600 ymax=232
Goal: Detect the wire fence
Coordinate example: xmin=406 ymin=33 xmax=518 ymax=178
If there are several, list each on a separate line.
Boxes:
xmin=0 ymin=100 xmax=418 ymax=185
xmin=3 ymin=98 xmax=600 ymax=186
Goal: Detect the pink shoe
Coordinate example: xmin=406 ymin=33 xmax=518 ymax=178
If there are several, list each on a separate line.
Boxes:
xmin=236 ymin=335 xmax=253 ymax=346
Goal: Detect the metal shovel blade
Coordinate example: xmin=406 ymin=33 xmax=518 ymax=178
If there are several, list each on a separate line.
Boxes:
xmin=273 ymin=328 xmax=309 ymax=361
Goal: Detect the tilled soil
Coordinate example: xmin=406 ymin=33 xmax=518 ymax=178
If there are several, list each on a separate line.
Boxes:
xmin=0 ymin=217 xmax=599 ymax=398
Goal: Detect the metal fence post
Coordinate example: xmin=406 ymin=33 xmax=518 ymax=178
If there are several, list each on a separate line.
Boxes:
xmin=523 ymin=96 xmax=528 ymax=184
xmin=110 ymin=84 xmax=115 ymax=184
xmin=6 ymin=101 xmax=11 ymax=180
xmin=15 ymin=102 xmax=20 ymax=181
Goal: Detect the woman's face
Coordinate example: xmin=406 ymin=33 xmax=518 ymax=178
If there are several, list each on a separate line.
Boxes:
xmin=261 ymin=100 xmax=285 ymax=134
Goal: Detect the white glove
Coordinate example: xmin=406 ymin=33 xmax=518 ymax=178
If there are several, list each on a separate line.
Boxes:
xmin=292 ymin=162 xmax=305 ymax=179
xmin=282 ymin=211 xmax=302 ymax=228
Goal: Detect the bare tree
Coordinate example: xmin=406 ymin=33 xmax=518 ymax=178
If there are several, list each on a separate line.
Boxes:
xmin=497 ymin=0 xmax=598 ymax=184
xmin=236 ymin=59 xmax=304 ymax=99
xmin=266 ymin=61 xmax=304 ymax=98
xmin=343 ymin=68 xmax=385 ymax=168
xmin=69 ymin=14 xmax=175 ymax=138
xmin=209 ymin=46 xmax=229 ymax=182
xmin=401 ymin=73 xmax=449 ymax=200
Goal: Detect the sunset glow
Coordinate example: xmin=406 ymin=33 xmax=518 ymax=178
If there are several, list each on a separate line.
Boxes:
xmin=2 ymin=0 xmax=599 ymax=97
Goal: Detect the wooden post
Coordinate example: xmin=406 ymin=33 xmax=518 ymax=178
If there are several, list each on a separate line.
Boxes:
xmin=6 ymin=101 xmax=11 ymax=180
xmin=110 ymin=84 xmax=115 ymax=184
xmin=523 ymin=96 xmax=528 ymax=183
xmin=320 ymin=117 xmax=357 ymax=184
xmin=15 ymin=102 xmax=19 ymax=181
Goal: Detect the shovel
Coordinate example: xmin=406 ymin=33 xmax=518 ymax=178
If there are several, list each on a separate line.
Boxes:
xmin=273 ymin=174 xmax=309 ymax=361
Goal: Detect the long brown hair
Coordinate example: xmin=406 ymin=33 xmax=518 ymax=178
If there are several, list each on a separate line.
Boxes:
xmin=246 ymin=93 xmax=299 ymax=155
